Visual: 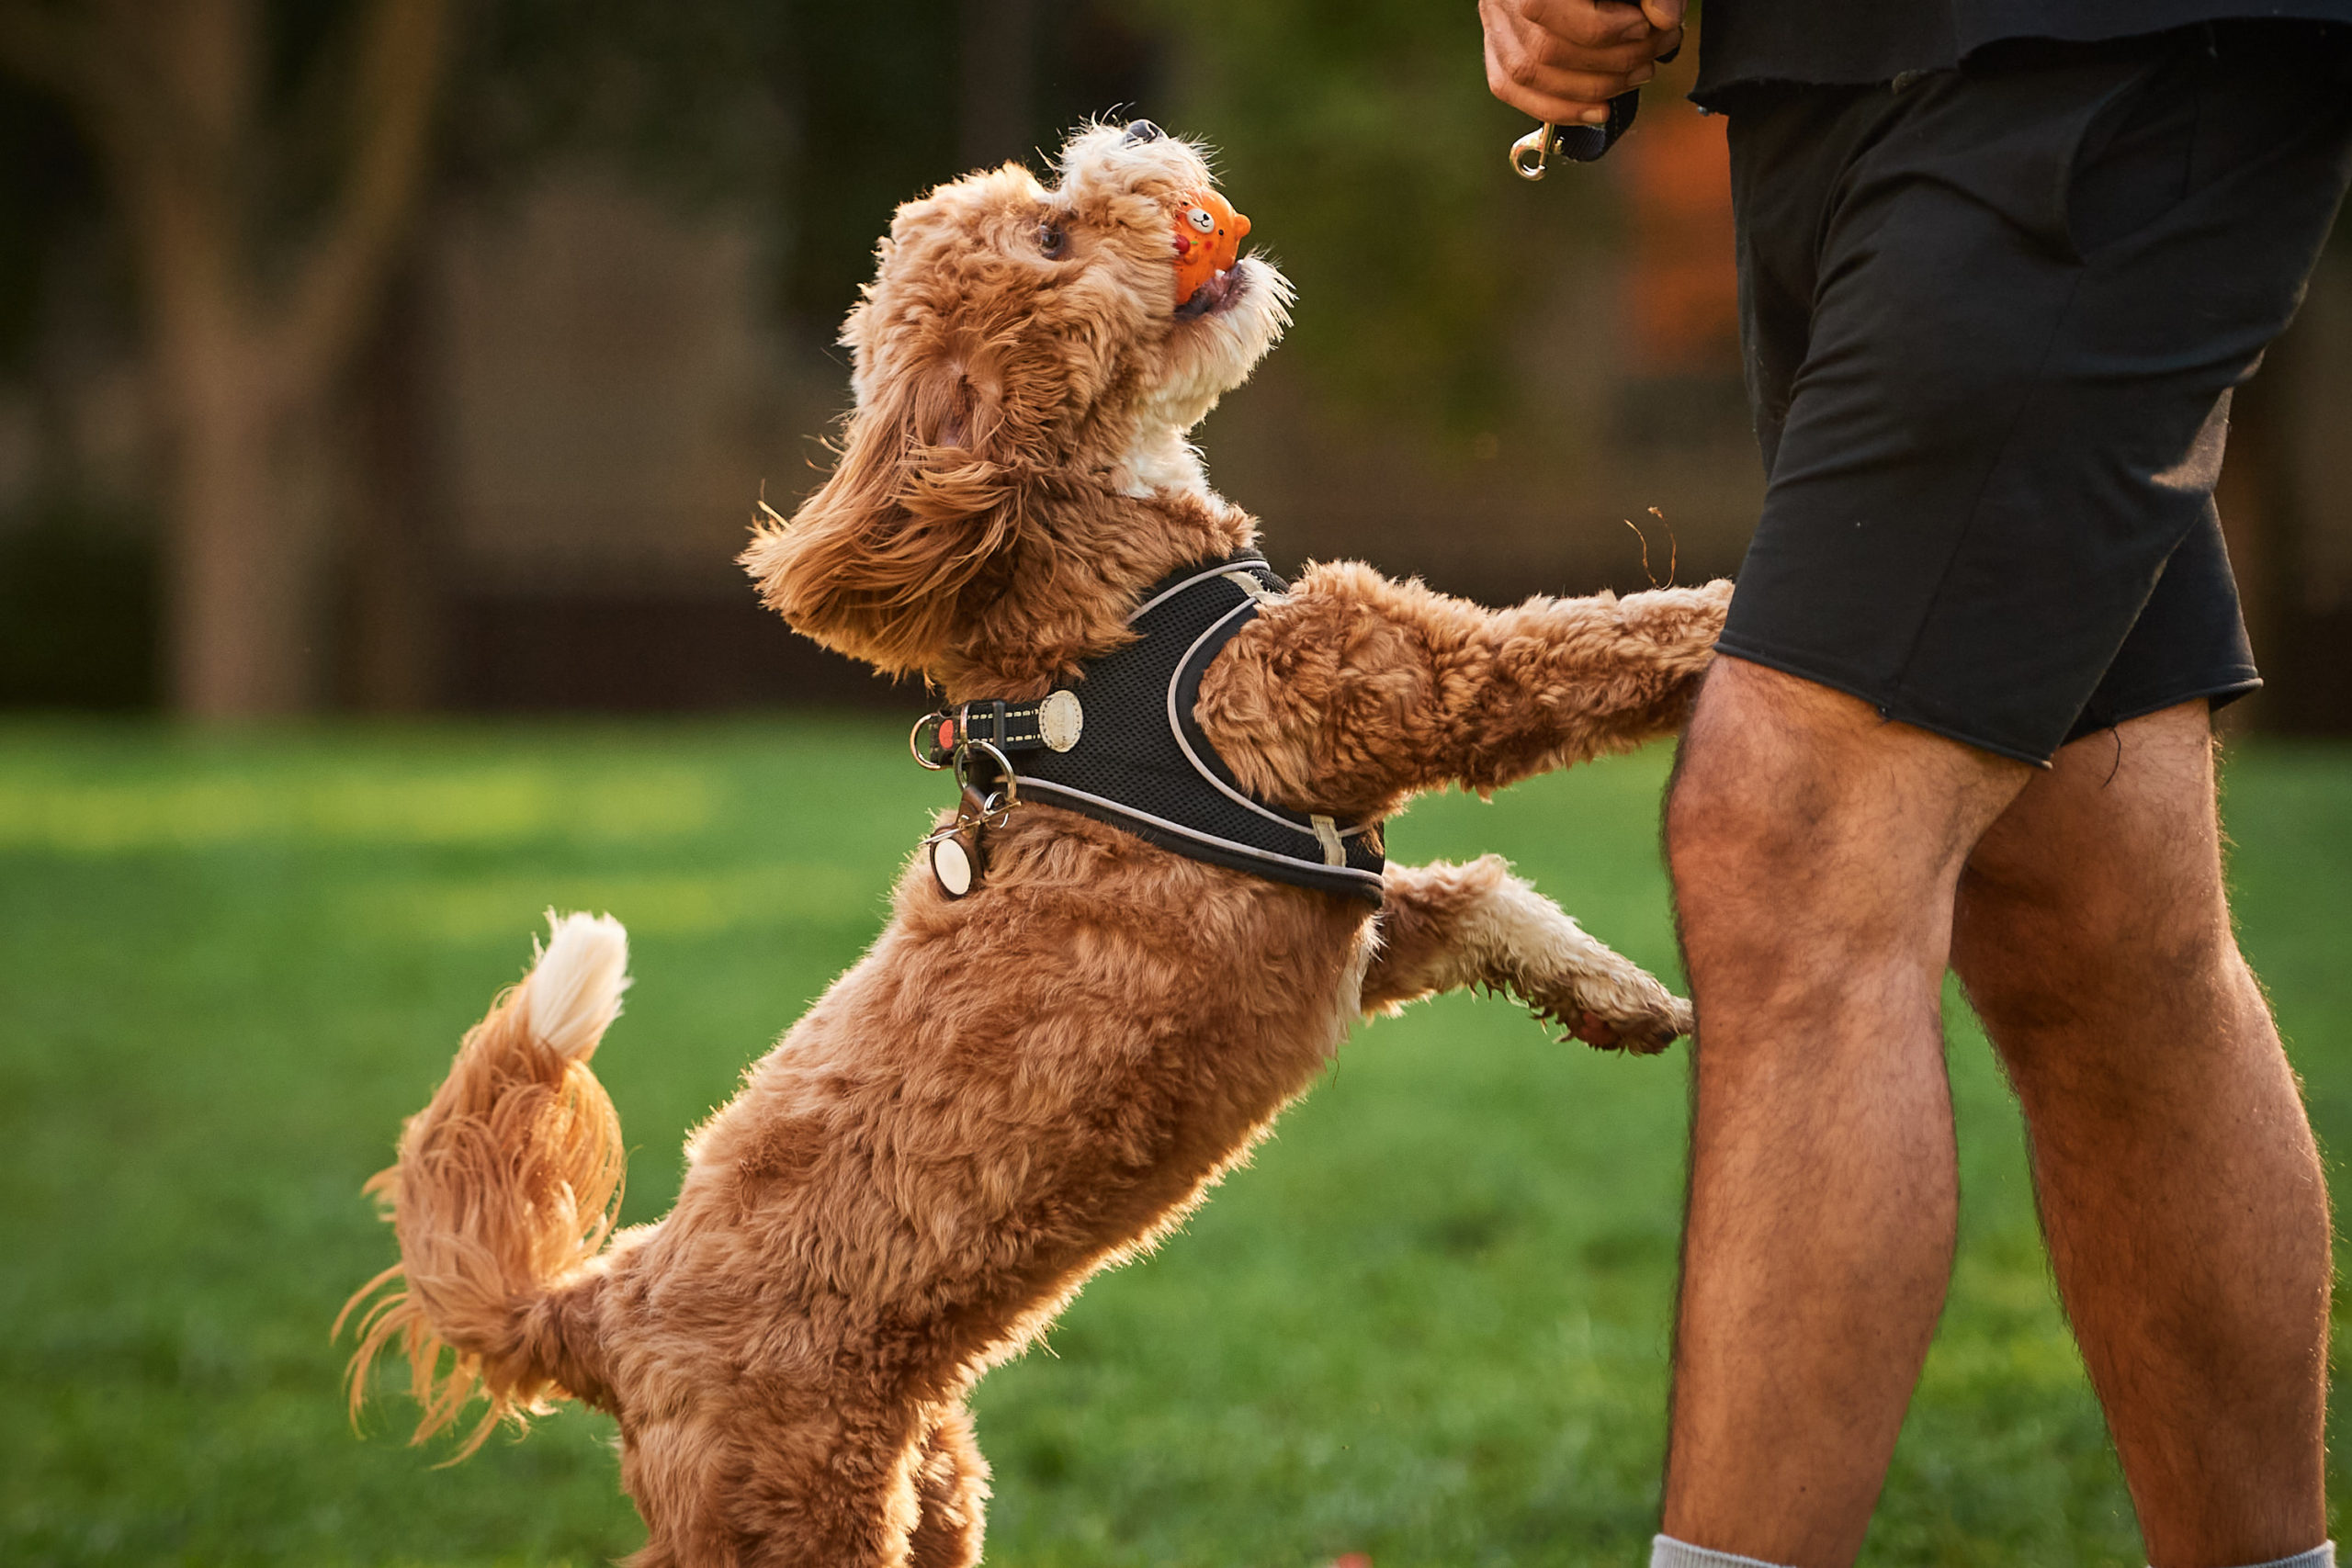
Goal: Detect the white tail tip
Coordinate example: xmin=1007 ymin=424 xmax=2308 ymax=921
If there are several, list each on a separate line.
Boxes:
xmin=524 ymin=910 xmax=630 ymax=1059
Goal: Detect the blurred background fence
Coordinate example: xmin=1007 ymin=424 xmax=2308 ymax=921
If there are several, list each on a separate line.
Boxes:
xmin=0 ymin=0 xmax=2346 ymax=726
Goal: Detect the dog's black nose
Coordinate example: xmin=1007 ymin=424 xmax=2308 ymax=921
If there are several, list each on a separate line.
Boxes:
xmin=1122 ymin=119 xmax=1165 ymax=145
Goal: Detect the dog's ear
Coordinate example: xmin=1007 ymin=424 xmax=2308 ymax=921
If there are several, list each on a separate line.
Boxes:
xmin=901 ymin=342 xmax=1005 ymax=455
xmin=741 ymin=341 xmax=1031 ymax=678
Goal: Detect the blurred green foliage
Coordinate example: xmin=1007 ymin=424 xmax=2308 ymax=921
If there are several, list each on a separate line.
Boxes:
xmin=775 ymin=1 xmax=1158 ymax=325
xmin=429 ymin=0 xmax=1164 ymax=329
xmin=428 ymin=0 xmax=1618 ymax=427
xmin=1148 ymin=0 xmax=1616 ymax=434
xmin=0 ymin=0 xmax=1619 ymax=381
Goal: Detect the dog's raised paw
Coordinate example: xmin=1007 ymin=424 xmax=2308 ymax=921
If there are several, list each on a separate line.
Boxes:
xmin=1532 ymin=986 xmax=1690 ymax=1055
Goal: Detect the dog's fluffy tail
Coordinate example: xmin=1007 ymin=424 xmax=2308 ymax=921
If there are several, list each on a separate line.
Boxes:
xmin=338 ymin=911 xmax=631 ymax=1458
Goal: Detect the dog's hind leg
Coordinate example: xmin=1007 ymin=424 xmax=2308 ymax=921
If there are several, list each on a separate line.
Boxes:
xmin=1362 ymin=857 xmax=1691 ymax=1054
xmin=904 ymin=1403 xmax=989 ymax=1568
xmin=721 ymin=1396 xmax=963 ymax=1568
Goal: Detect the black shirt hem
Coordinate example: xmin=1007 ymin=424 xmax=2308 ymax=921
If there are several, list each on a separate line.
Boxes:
xmin=1691 ymin=4 xmax=2352 ymax=110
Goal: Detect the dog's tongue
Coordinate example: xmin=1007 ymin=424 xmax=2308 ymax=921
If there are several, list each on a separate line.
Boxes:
xmin=1172 ymin=191 xmax=1249 ymax=308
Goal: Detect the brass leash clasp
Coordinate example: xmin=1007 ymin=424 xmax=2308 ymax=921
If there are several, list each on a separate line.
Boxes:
xmin=1510 ymin=122 xmax=1554 ymax=181
xmin=951 ymin=739 xmax=1019 ymax=818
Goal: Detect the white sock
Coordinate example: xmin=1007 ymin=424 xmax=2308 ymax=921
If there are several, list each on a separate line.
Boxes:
xmin=2185 ymin=1547 xmax=2335 ymax=1568
xmin=1650 ymin=1536 xmax=1797 ymax=1568
xmin=1648 ymin=1537 xmax=2336 ymax=1568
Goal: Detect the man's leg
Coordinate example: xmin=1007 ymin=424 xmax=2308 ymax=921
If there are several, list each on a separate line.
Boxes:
xmin=1951 ymin=703 xmax=2329 ymax=1568
xmin=1659 ymin=657 xmax=2030 ymax=1567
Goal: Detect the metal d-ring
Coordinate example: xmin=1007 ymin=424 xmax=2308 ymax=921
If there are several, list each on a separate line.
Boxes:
xmin=953 ymin=739 xmax=1020 ymax=810
xmin=910 ymin=714 xmax=949 ymax=770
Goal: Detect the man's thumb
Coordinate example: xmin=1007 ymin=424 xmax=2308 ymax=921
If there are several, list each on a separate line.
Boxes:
xmin=1642 ymin=0 xmax=1688 ymax=29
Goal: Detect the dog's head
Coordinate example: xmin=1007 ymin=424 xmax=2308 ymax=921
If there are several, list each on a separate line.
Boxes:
xmin=742 ymin=121 xmax=1291 ymax=689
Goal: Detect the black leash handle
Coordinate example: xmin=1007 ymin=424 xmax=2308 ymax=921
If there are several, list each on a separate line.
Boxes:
xmin=1510 ymin=87 xmax=1642 ymax=178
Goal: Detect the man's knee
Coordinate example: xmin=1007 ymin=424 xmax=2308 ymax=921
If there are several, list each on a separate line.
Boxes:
xmin=1666 ymin=660 xmax=1870 ymax=879
xmin=1666 ymin=659 xmax=2021 ymax=926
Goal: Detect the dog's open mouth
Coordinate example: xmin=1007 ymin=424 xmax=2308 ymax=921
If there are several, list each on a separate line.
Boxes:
xmin=1175 ymin=265 xmax=1245 ymax=320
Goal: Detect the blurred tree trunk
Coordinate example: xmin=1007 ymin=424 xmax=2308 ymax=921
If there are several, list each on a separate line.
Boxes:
xmin=0 ymin=0 xmax=451 ymax=716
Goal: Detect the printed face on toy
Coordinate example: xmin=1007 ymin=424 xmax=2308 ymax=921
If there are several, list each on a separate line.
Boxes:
xmin=842 ymin=118 xmax=1294 ymax=460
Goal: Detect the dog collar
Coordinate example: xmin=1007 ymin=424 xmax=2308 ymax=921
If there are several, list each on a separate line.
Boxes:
xmin=914 ymin=553 xmax=1385 ymax=904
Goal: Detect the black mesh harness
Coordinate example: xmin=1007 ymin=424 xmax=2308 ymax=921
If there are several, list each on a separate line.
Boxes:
xmin=914 ymin=553 xmax=1385 ymax=904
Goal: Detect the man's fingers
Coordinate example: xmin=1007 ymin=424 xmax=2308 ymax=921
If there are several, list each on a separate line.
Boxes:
xmin=1486 ymin=37 xmax=1616 ymax=122
xmin=1495 ymin=85 xmax=1610 ymax=125
xmin=1485 ymin=29 xmax=1658 ymax=114
xmin=1486 ymin=6 xmax=1664 ymax=75
xmin=1642 ymin=0 xmax=1689 ymax=31
xmin=1488 ymin=56 xmax=1653 ymax=118
xmin=1478 ymin=0 xmax=1680 ymax=121
xmin=1518 ymin=34 xmax=1663 ymax=75
xmin=1521 ymin=0 xmax=1655 ymax=49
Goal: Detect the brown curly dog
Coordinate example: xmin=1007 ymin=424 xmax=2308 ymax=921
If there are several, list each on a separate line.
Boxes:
xmin=341 ymin=120 xmax=1732 ymax=1567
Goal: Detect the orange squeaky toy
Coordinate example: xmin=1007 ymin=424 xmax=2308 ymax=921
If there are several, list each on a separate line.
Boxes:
xmin=1171 ymin=190 xmax=1249 ymax=308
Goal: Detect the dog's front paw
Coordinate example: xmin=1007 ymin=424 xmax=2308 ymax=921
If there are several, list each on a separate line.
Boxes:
xmin=1462 ymin=873 xmax=1693 ymax=1055
xmin=1543 ymin=991 xmax=1693 ymax=1053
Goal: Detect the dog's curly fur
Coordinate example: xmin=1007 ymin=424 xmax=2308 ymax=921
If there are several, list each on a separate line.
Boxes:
xmin=342 ymin=123 xmax=1732 ymax=1567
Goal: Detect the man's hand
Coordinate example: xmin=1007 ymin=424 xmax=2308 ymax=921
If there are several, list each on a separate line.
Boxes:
xmin=1480 ymin=0 xmax=1687 ymax=125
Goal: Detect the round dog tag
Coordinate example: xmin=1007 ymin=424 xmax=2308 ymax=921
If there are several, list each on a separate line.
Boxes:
xmin=931 ymin=834 xmax=974 ymax=898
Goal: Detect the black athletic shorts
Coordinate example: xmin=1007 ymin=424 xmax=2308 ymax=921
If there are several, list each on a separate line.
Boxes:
xmin=1718 ymin=20 xmax=2352 ymax=764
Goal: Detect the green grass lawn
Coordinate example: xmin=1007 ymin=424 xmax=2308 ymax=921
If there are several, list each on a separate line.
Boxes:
xmin=2 ymin=717 xmax=2348 ymax=1567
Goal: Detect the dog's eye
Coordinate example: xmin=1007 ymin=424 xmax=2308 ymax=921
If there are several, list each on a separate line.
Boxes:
xmin=1037 ymin=222 xmax=1069 ymax=259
